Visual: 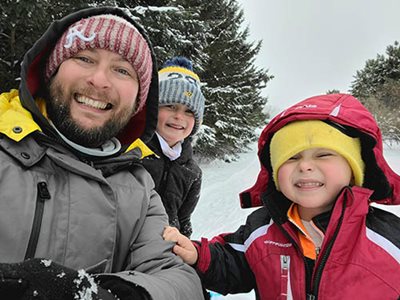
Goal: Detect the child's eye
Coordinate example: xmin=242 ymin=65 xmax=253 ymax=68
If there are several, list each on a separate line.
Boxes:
xmin=185 ymin=109 xmax=194 ymax=116
xmin=317 ymin=152 xmax=334 ymax=158
xmin=288 ymin=154 xmax=300 ymax=160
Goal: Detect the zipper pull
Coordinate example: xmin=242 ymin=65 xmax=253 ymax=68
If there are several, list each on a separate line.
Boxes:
xmin=281 ymin=255 xmax=289 ymax=270
xmin=37 ymin=182 xmax=51 ymax=200
xmin=316 ymin=247 xmax=321 ymax=260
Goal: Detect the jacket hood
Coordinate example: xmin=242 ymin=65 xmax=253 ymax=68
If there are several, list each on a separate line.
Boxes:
xmin=240 ymin=93 xmax=400 ymax=208
xmin=18 ymin=6 xmax=158 ymax=146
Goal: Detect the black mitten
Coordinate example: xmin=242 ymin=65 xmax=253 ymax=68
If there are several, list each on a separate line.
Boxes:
xmin=0 ymin=258 xmax=116 ymax=300
xmin=0 ymin=276 xmax=29 ymax=299
xmin=99 ymin=277 xmax=151 ymax=300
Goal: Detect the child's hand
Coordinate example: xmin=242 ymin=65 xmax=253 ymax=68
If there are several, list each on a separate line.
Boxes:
xmin=163 ymin=226 xmax=198 ymax=265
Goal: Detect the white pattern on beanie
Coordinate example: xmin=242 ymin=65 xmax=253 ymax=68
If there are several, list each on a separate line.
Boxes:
xmin=45 ymin=14 xmax=153 ymax=113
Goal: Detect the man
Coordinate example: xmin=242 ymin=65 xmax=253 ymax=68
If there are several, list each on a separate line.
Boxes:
xmin=0 ymin=6 xmax=204 ymax=300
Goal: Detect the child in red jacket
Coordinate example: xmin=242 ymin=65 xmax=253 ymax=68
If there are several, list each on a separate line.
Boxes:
xmin=164 ymin=93 xmax=400 ymax=299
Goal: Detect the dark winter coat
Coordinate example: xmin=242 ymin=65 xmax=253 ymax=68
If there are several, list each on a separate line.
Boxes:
xmin=0 ymin=7 xmax=203 ymax=300
xmin=193 ymin=94 xmax=400 ymax=299
xmin=142 ymin=135 xmax=202 ymax=237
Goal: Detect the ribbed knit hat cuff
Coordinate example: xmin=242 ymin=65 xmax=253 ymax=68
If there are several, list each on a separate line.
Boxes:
xmin=270 ymin=120 xmax=365 ymax=190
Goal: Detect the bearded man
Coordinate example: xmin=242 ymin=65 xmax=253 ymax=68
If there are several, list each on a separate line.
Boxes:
xmin=0 ymin=6 xmax=204 ymax=300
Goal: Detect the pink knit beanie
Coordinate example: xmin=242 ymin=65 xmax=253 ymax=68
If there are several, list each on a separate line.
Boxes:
xmin=45 ymin=14 xmax=153 ymax=113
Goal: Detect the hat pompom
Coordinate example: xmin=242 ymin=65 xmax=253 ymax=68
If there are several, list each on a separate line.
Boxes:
xmin=162 ymin=56 xmax=193 ymax=71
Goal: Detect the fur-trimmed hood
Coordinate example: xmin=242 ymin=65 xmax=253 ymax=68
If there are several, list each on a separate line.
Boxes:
xmin=240 ymin=93 xmax=400 ymax=208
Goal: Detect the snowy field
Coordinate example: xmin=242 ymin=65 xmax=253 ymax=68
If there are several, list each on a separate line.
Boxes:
xmin=192 ymin=141 xmax=400 ymax=299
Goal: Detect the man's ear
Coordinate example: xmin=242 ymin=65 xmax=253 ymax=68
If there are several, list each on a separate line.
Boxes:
xmin=132 ymin=95 xmax=140 ymax=115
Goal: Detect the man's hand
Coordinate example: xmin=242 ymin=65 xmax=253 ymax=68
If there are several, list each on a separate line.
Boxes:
xmin=0 ymin=258 xmax=114 ymax=300
xmin=163 ymin=226 xmax=198 ymax=265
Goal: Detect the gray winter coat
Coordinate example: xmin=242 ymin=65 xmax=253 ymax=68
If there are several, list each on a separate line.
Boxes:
xmin=0 ymin=6 xmax=203 ymax=300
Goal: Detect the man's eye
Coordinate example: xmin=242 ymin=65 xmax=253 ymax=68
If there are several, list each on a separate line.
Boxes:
xmin=116 ymin=68 xmax=131 ymax=76
xmin=75 ymin=56 xmax=92 ymax=63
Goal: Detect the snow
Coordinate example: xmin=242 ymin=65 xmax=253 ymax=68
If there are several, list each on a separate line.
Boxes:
xmin=133 ymin=6 xmax=179 ymax=15
xmin=74 ymin=269 xmax=98 ymax=300
xmin=41 ymin=259 xmax=52 ymax=267
xmin=192 ymin=141 xmax=400 ymax=299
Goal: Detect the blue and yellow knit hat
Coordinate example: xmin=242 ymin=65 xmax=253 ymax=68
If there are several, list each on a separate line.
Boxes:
xmin=158 ymin=57 xmax=205 ymax=135
xmin=270 ymin=120 xmax=365 ymax=190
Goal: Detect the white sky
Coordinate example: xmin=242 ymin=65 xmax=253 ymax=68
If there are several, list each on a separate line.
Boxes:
xmin=236 ymin=0 xmax=400 ymax=112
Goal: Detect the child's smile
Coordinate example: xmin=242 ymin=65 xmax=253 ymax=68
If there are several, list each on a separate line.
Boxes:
xmin=278 ymin=147 xmax=352 ymax=220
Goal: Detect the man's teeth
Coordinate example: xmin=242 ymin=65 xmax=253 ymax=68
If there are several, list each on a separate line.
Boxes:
xmin=76 ymin=96 xmax=110 ymax=110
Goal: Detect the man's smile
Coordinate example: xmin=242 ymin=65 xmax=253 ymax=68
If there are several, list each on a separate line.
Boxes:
xmin=74 ymin=94 xmax=113 ymax=110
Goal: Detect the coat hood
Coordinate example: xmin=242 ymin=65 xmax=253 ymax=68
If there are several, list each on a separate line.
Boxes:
xmin=18 ymin=6 xmax=158 ymax=146
xmin=240 ymin=93 xmax=400 ymax=208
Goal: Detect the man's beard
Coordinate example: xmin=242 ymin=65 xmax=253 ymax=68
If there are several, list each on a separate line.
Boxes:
xmin=47 ymin=80 xmax=135 ymax=148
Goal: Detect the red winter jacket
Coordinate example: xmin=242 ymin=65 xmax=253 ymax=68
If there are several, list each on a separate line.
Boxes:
xmin=195 ymin=94 xmax=400 ymax=299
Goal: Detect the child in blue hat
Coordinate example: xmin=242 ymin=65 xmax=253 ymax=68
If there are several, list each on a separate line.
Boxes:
xmin=143 ymin=57 xmax=205 ymax=238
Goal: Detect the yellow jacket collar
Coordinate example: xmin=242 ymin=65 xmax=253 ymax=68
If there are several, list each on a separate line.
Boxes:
xmin=0 ymin=90 xmax=154 ymax=158
xmin=0 ymin=90 xmax=42 ymax=142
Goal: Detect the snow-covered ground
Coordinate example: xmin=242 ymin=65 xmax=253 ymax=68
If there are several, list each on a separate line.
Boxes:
xmin=192 ymin=141 xmax=400 ymax=299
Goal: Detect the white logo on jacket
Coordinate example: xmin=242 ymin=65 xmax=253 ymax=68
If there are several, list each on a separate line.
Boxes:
xmin=264 ymin=240 xmax=292 ymax=248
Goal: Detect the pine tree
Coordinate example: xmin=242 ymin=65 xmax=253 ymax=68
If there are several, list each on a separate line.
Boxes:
xmin=326 ymin=89 xmax=341 ymax=94
xmin=350 ymin=41 xmax=400 ymax=100
xmin=127 ymin=0 xmax=209 ymax=69
xmin=1 ymin=0 xmax=51 ymax=90
xmin=0 ymin=0 xmax=109 ymax=90
xmin=350 ymin=41 xmax=400 ymax=142
xmin=1 ymin=0 xmax=273 ymax=159
xmin=193 ymin=0 xmax=273 ymax=159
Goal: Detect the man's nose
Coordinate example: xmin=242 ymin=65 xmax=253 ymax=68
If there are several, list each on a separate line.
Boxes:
xmin=87 ymin=67 xmax=111 ymax=89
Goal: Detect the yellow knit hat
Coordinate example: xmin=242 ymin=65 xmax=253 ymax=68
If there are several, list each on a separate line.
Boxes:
xmin=270 ymin=120 xmax=365 ymax=190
